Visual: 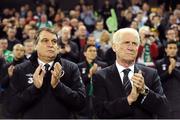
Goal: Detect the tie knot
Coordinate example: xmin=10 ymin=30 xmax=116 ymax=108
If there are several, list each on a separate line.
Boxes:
xmin=122 ymin=69 xmax=131 ymax=75
xmin=44 ymin=64 xmax=50 ymax=71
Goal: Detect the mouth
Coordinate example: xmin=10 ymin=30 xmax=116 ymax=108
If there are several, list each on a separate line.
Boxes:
xmin=47 ymin=50 xmax=55 ymax=53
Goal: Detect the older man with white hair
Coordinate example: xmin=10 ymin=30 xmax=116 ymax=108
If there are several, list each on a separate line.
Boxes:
xmin=93 ymin=28 xmax=169 ymax=118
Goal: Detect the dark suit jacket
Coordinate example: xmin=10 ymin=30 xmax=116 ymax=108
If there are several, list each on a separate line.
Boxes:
xmin=7 ymin=52 xmax=86 ymax=119
xmin=93 ymin=63 xmax=169 ymax=118
xmin=155 ymin=57 xmax=180 ymax=118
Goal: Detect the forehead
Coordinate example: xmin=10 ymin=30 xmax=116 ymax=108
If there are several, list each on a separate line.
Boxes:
xmin=120 ymin=32 xmax=138 ymax=43
xmin=86 ymin=46 xmax=96 ymax=51
xmin=14 ymin=46 xmax=24 ymax=50
xmin=39 ymin=31 xmax=57 ymax=40
xmin=167 ymin=44 xmax=177 ymax=48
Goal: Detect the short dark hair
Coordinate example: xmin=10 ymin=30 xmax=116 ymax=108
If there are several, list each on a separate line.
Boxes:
xmin=34 ymin=28 xmax=58 ymax=45
xmin=165 ymin=40 xmax=178 ymax=48
xmin=83 ymin=44 xmax=96 ymax=52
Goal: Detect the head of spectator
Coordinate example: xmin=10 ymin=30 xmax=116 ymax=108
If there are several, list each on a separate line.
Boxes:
xmin=124 ymin=10 xmax=133 ymax=21
xmin=87 ymin=34 xmax=96 ymax=45
xmin=165 ymin=41 xmax=178 ymax=58
xmin=12 ymin=44 xmax=25 ymax=61
xmin=83 ymin=45 xmax=97 ymax=63
xmin=23 ymin=39 xmax=35 ymax=58
xmin=24 ymin=24 xmax=33 ymax=35
xmin=69 ymin=10 xmax=77 ymax=19
xmin=165 ymin=28 xmax=176 ymax=41
xmin=170 ymin=24 xmax=180 ymax=41
xmin=60 ymin=26 xmax=71 ymax=43
xmin=100 ymin=31 xmax=110 ymax=45
xmin=7 ymin=27 xmax=17 ymax=40
xmin=0 ymin=38 xmax=8 ymax=52
xmin=95 ymin=20 xmax=104 ymax=31
xmin=139 ymin=26 xmax=155 ymax=45
xmin=142 ymin=2 xmax=150 ymax=13
xmin=152 ymin=15 xmax=161 ymax=27
xmin=62 ymin=18 xmax=70 ymax=27
xmin=70 ymin=18 xmax=79 ymax=28
xmin=77 ymin=25 xmax=87 ymax=39
xmin=40 ymin=14 xmax=48 ymax=23
xmin=169 ymin=14 xmax=178 ymax=25
xmin=130 ymin=20 xmax=139 ymax=30
xmin=28 ymin=27 xmax=37 ymax=39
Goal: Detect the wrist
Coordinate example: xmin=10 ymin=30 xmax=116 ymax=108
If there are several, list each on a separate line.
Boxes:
xmin=141 ymin=86 xmax=149 ymax=96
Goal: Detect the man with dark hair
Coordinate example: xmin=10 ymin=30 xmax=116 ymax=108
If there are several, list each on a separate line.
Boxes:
xmin=155 ymin=41 xmax=180 ymax=118
xmin=7 ymin=28 xmax=86 ymax=118
xmin=78 ymin=44 xmax=107 ymax=118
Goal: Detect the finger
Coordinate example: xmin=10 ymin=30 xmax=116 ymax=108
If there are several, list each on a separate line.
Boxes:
xmin=54 ymin=62 xmax=62 ymax=74
xmin=34 ymin=65 xmax=43 ymax=76
xmin=39 ymin=69 xmax=46 ymax=78
xmin=51 ymin=70 xmax=58 ymax=80
xmin=132 ymin=76 xmax=143 ymax=83
xmin=132 ymin=79 xmax=143 ymax=87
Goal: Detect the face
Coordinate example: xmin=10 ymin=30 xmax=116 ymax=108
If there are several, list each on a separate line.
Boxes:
xmin=61 ymin=30 xmax=70 ymax=41
xmin=166 ymin=29 xmax=176 ymax=41
xmin=0 ymin=39 xmax=8 ymax=51
xmin=13 ymin=45 xmax=25 ymax=60
xmin=84 ymin=46 xmax=97 ymax=61
xmin=7 ymin=28 xmax=16 ymax=38
xmin=96 ymin=22 xmax=104 ymax=31
xmin=78 ymin=26 xmax=87 ymax=37
xmin=36 ymin=31 xmax=59 ymax=62
xmin=24 ymin=41 xmax=35 ymax=54
xmin=28 ymin=29 xmax=36 ymax=39
xmin=113 ymin=32 xmax=139 ymax=63
xmin=165 ymin=44 xmax=177 ymax=57
xmin=87 ymin=36 xmax=95 ymax=45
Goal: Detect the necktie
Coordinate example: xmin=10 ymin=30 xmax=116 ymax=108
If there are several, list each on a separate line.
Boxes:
xmin=44 ymin=64 xmax=50 ymax=72
xmin=122 ymin=69 xmax=131 ymax=96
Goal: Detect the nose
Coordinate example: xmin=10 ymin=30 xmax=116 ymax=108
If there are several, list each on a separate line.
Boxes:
xmin=47 ymin=41 xmax=54 ymax=47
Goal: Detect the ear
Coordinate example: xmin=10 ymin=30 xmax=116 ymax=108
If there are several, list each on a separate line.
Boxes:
xmin=83 ymin=52 xmax=86 ymax=57
xmin=165 ymin=48 xmax=167 ymax=53
xmin=112 ymin=44 xmax=117 ymax=52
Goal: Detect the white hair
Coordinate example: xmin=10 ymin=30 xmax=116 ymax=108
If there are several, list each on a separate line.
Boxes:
xmin=112 ymin=28 xmax=140 ymax=45
xmin=139 ymin=26 xmax=150 ymax=34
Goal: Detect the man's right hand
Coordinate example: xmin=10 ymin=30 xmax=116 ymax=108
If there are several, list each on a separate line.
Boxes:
xmin=33 ymin=65 xmax=45 ymax=88
xmin=168 ymin=58 xmax=176 ymax=74
xmin=127 ymin=85 xmax=139 ymax=105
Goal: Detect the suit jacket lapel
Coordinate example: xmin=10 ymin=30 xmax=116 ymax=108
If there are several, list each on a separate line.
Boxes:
xmin=134 ymin=63 xmax=145 ymax=76
xmin=110 ymin=64 xmax=124 ymax=94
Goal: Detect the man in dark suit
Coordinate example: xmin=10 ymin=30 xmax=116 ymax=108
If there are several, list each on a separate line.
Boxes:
xmin=7 ymin=28 xmax=86 ymax=118
xmin=93 ymin=28 xmax=169 ymax=118
xmin=155 ymin=41 xmax=180 ymax=118
xmin=78 ymin=45 xmax=107 ymax=118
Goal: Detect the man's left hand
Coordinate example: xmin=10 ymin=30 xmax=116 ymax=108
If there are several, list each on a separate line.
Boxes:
xmin=51 ymin=62 xmax=63 ymax=88
xmin=131 ymin=70 xmax=145 ymax=94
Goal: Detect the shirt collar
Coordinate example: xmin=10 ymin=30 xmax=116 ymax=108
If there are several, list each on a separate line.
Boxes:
xmin=38 ymin=58 xmax=54 ymax=71
xmin=115 ymin=61 xmax=134 ymax=73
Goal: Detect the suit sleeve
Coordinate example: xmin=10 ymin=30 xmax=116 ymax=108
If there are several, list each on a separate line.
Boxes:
xmin=139 ymin=70 xmax=170 ymax=118
xmin=155 ymin=61 xmax=170 ymax=82
xmin=93 ymin=73 xmax=133 ymax=118
xmin=52 ymin=63 xmax=86 ymax=111
xmin=8 ymin=66 xmax=41 ymax=117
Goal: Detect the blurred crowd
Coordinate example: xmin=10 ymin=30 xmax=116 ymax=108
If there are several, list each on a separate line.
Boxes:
xmin=0 ymin=0 xmax=180 ymax=118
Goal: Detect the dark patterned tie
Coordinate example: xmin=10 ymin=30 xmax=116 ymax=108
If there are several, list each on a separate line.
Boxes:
xmin=44 ymin=64 xmax=50 ymax=72
xmin=123 ymin=69 xmax=131 ymax=96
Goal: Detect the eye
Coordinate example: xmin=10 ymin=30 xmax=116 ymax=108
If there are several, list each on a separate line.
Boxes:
xmin=52 ymin=39 xmax=57 ymax=44
xmin=132 ymin=42 xmax=137 ymax=46
xmin=41 ymin=38 xmax=48 ymax=43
